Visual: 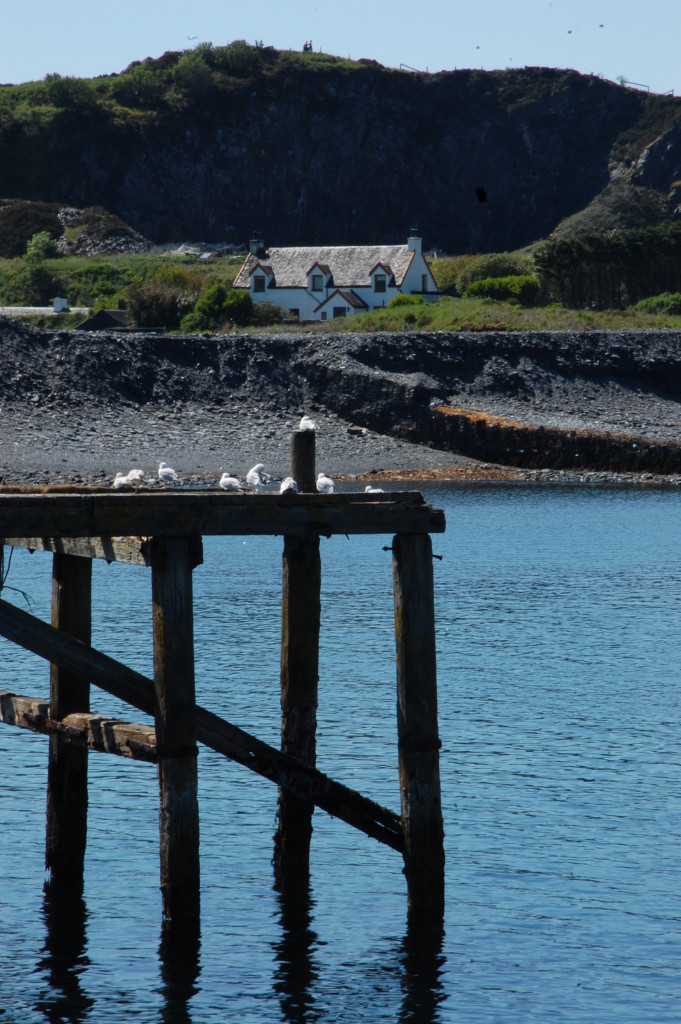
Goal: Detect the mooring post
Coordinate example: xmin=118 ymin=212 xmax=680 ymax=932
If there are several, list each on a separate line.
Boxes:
xmin=45 ymin=552 xmax=92 ymax=893
xmin=273 ymin=429 xmax=321 ymax=887
xmin=392 ymin=533 xmax=445 ymax=922
xmin=151 ymin=536 xmax=202 ymax=937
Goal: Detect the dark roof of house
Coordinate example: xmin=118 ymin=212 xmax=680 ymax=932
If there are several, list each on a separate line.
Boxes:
xmin=77 ymin=309 xmax=130 ymax=331
xmin=234 ymin=244 xmax=416 ymax=290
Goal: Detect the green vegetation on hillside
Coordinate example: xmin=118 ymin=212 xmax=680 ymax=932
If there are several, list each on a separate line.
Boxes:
xmin=0 ymin=41 xmax=376 ymax=130
xmin=0 ymin=249 xmax=243 ymax=313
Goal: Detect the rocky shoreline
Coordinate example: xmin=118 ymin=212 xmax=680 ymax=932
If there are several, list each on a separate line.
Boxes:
xmin=2 ymin=319 xmax=681 ymax=489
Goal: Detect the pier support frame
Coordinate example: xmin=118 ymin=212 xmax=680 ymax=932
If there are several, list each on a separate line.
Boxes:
xmin=392 ymin=533 xmax=445 ymax=923
xmin=274 ymin=429 xmax=321 ymax=887
xmin=45 ymin=553 xmax=91 ymax=892
xmin=151 ymin=537 xmax=202 ymax=938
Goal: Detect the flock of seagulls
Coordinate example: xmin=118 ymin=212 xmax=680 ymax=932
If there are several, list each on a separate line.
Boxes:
xmin=111 ymin=416 xmax=348 ymax=495
xmin=112 ymin=460 xmax=338 ymax=494
xmin=110 ymin=417 xmax=385 ymax=496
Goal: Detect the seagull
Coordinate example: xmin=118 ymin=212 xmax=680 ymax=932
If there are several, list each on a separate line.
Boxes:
xmin=158 ymin=461 xmax=179 ymax=484
xmin=113 ymin=472 xmax=132 ymax=490
xmin=126 ymin=468 xmax=144 ymax=482
xmin=246 ymin=463 xmax=269 ymax=489
xmin=279 ymin=476 xmax=298 ymax=494
xmin=299 ymin=415 xmax=316 ymax=431
xmin=365 ymin=484 xmax=384 ymax=493
xmin=219 ymin=472 xmax=241 ymax=491
xmin=316 ymin=472 xmax=334 ymax=494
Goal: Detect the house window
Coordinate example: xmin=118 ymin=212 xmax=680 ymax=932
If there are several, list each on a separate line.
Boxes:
xmin=253 ymin=276 xmax=266 ymax=293
xmin=333 ymin=306 xmax=346 ymax=318
xmin=374 ymin=274 xmax=386 ymax=293
xmin=422 ymin=274 xmax=428 ymax=292
xmin=289 ymin=308 xmax=300 ymax=320
xmin=321 ymin=311 xmax=327 ymax=321
xmin=311 ymin=274 xmax=323 ymax=291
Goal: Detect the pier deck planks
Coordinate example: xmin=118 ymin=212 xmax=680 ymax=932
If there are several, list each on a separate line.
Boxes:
xmin=0 ymin=489 xmax=446 ymax=544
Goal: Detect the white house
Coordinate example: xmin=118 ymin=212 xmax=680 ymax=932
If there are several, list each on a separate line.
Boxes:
xmin=232 ymin=234 xmax=439 ymax=321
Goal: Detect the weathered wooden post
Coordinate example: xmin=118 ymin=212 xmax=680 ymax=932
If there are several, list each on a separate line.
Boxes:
xmin=273 ymin=429 xmax=321 ymax=887
xmin=45 ymin=553 xmax=92 ymax=892
xmin=290 ymin=428 xmax=317 ymax=493
xmin=392 ymin=533 xmax=445 ymax=922
xmin=151 ymin=536 xmax=202 ymax=938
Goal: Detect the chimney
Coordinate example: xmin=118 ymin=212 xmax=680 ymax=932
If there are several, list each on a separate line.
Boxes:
xmin=249 ymin=235 xmax=266 ymax=258
xmin=407 ymin=230 xmax=421 ymax=254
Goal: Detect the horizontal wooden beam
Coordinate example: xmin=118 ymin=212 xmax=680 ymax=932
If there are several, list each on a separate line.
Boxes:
xmin=0 ymin=490 xmax=445 ymax=539
xmin=0 ymin=599 xmax=404 ymax=852
xmin=3 ymin=535 xmax=204 ymax=567
xmin=0 ymin=690 xmax=157 ymax=761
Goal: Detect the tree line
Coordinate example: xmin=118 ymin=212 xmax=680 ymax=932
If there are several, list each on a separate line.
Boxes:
xmin=533 ymin=223 xmax=681 ymax=309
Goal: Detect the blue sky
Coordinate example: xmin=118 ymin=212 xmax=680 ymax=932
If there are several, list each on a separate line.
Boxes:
xmin=1 ymin=0 xmax=680 ymax=98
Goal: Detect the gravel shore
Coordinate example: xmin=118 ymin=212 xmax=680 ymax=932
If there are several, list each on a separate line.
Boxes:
xmin=3 ymin=320 xmax=681 ymax=488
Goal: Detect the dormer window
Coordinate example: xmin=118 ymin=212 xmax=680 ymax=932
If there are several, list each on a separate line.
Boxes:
xmin=254 ymin=276 xmax=266 ymax=293
xmin=311 ymin=274 xmax=324 ymax=292
xmin=374 ymin=274 xmax=386 ymax=293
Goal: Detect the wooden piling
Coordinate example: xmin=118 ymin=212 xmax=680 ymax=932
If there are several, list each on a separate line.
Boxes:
xmin=392 ymin=533 xmax=445 ymax=922
xmin=274 ymin=430 xmax=321 ymax=886
xmin=151 ymin=537 xmax=202 ymax=934
xmin=45 ymin=553 xmax=91 ymax=892
xmin=290 ymin=428 xmax=317 ymax=494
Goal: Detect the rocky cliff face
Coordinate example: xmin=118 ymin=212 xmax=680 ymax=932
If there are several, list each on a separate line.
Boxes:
xmin=3 ymin=58 xmax=681 ymax=252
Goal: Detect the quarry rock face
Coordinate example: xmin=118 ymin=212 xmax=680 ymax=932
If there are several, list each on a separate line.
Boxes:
xmin=2 ymin=64 xmax=678 ymax=252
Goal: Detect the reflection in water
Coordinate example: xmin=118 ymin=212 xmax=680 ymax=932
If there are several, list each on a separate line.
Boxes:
xmin=399 ymin=918 xmax=447 ymax=1024
xmin=273 ymin=882 xmax=320 ymax=1024
xmin=37 ymin=889 xmax=93 ymax=1023
xmin=158 ymin=920 xmax=202 ymax=1024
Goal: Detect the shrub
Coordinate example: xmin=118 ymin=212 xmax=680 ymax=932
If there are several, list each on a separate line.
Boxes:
xmin=10 ymin=262 xmax=62 ymax=304
xmin=110 ymin=65 xmax=164 ymax=108
xmin=633 ymin=291 xmax=681 ymax=315
xmin=43 ymin=73 xmax=97 ymax=109
xmin=126 ymin=282 xmax=186 ymax=328
xmin=180 ymin=284 xmax=254 ymax=332
xmin=66 ymin=262 xmax=129 ymax=305
xmin=209 ymin=41 xmax=264 ymax=78
xmin=252 ymin=301 xmax=285 ymax=325
xmin=456 ymin=252 xmax=533 ymax=295
xmin=25 ymin=230 xmax=59 ymax=262
xmin=387 ymin=293 xmax=425 ymax=307
xmin=169 ymin=50 xmax=214 ymax=100
xmin=0 ymin=200 xmax=62 ymax=258
xmin=463 ymin=274 xmax=541 ymax=306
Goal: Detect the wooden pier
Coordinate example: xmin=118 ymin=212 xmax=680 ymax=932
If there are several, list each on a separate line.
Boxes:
xmin=0 ymin=431 xmax=446 ymax=949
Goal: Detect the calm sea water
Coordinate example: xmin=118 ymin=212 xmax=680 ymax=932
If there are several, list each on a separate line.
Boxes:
xmin=1 ymin=485 xmax=680 ymax=1023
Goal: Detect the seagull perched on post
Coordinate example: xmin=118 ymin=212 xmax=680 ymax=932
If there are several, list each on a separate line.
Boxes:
xmin=219 ymin=472 xmax=241 ymax=491
xmin=158 ymin=461 xmax=179 ymax=484
xmin=246 ymin=463 xmax=270 ymax=490
xmin=365 ymin=484 xmax=384 ymax=493
xmin=299 ymin=415 xmax=316 ymax=431
xmin=279 ymin=476 xmax=298 ymax=494
xmin=316 ymin=472 xmax=334 ymax=494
